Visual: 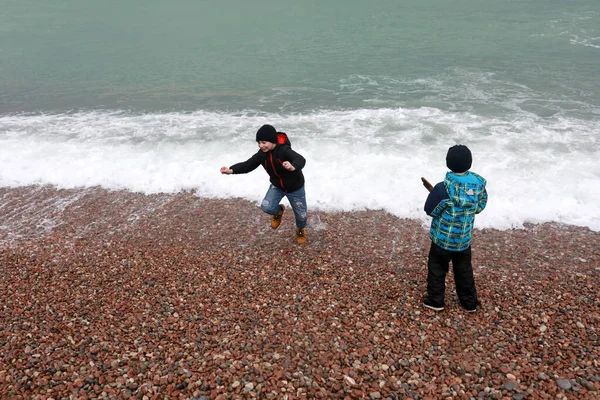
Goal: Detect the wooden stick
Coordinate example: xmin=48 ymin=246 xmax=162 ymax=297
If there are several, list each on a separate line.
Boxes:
xmin=421 ymin=177 xmax=434 ymax=192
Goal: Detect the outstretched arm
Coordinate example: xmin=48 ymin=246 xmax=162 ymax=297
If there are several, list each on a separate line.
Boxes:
xmin=225 ymin=153 xmax=263 ymax=175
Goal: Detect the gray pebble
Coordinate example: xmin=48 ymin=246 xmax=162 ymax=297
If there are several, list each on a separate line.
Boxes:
xmin=556 ymin=379 xmax=572 ymax=390
xmin=584 ymin=381 xmax=595 ymax=391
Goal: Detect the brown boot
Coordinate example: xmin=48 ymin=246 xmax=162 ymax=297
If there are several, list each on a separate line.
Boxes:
xmin=296 ymin=227 xmax=307 ymax=244
xmin=271 ymin=205 xmax=285 ymax=229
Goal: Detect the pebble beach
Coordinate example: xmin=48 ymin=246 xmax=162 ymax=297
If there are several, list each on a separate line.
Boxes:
xmin=1 ymin=186 xmax=599 ymax=399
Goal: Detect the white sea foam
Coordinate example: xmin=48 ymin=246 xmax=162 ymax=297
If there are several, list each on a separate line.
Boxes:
xmin=1 ymin=109 xmax=599 ymax=231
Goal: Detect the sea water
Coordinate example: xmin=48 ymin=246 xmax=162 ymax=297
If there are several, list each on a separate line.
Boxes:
xmin=1 ymin=0 xmax=599 ymax=231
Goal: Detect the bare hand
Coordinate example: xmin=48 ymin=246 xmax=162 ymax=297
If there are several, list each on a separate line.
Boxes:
xmin=220 ymin=166 xmax=233 ymax=175
xmin=281 ymin=161 xmax=295 ymax=171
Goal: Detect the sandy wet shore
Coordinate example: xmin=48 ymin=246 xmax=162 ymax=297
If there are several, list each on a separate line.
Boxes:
xmin=1 ymin=186 xmax=599 ymax=399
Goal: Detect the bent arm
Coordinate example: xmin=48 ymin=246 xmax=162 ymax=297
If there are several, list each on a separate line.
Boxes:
xmin=476 ymin=187 xmax=488 ymax=214
xmin=283 ymin=148 xmax=306 ymax=170
xmin=424 ymin=182 xmax=449 ymax=216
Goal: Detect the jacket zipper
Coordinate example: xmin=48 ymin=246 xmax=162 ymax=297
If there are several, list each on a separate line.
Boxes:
xmin=269 ymin=153 xmax=286 ymax=192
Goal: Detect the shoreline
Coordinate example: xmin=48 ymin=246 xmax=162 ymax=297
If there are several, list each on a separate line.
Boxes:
xmin=1 ymin=185 xmax=597 ymax=246
xmin=1 ymin=185 xmax=599 ymax=398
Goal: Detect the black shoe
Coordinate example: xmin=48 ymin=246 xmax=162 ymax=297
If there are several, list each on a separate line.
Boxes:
xmin=422 ymin=297 xmax=444 ymax=311
xmin=463 ymin=300 xmax=480 ymax=313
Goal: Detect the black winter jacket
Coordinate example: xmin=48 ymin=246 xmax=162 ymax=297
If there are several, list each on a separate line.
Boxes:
xmin=230 ymin=132 xmax=306 ymax=193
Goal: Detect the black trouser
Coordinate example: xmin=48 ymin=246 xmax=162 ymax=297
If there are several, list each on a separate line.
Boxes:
xmin=426 ymin=241 xmax=478 ymax=309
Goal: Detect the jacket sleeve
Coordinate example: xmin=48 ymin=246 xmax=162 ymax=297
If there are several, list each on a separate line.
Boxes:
xmin=475 ymin=187 xmax=488 ymax=214
xmin=283 ymin=147 xmax=306 ymax=170
xmin=424 ymin=182 xmax=449 ymax=216
xmin=230 ymin=152 xmax=262 ymax=174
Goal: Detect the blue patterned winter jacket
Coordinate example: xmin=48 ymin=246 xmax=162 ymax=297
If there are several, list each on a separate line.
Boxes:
xmin=424 ymin=171 xmax=488 ymax=252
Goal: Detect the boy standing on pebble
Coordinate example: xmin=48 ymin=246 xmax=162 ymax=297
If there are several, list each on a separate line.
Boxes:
xmin=220 ymin=124 xmax=308 ymax=244
xmin=423 ymin=145 xmax=488 ymax=312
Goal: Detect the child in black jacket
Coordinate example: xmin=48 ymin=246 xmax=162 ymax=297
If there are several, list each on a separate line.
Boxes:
xmin=220 ymin=124 xmax=308 ymax=244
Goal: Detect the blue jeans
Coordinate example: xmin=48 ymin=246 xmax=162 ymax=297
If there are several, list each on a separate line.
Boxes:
xmin=260 ymin=185 xmax=307 ymax=229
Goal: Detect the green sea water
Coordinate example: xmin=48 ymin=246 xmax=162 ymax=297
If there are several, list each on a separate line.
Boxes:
xmin=1 ymin=0 xmax=600 ymax=230
xmin=1 ymin=0 xmax=599 ymax=117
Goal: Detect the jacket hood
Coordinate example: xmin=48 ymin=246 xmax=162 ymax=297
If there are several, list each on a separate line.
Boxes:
xmin=276 ymin=132 xmax=291 ymax=147
xmin=444 ymin=171 xmax=487 ymax=208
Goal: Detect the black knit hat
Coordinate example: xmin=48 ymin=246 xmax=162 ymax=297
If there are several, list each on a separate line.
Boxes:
xmin=256 ymin=124 xmax=278 ymax=143
xmin=446 ymin=145 xmax=472 ymax=173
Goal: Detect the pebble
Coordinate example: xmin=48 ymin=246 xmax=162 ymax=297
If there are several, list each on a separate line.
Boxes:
xmin=582 ymin=380 xmax=595 ymax=391
xmin=2 ymin=188 xmax=599 ymax=399
xmin=343 ymin=375 xmax=356 ymax=386
xmin=556 ymin=379 xmax=572 ymax=390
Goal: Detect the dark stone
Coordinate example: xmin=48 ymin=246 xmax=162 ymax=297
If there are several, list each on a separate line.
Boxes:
xmin=556 ymin=379 xmax=572 ymax=390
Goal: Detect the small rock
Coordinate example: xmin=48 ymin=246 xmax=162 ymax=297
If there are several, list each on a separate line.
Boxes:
xmin=343 ymin=375 xmax=356 ymax=386
xmin=581 ymin=379 xmax=595 ymax=391
xmin=556 ymin=379 xmax=572 ymax=390
xmin=504 ymin=381 xmax=518 ymax=391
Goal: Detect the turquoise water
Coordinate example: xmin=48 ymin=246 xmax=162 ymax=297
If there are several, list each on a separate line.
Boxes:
xmin=1 ymin=0 xmax=600 ymax=230
xmin=2 ymin=0 xmax=599 ymax=116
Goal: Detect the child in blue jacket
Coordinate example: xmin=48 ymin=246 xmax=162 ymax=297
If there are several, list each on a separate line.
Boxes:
xmin=423 ymin=145 xmax=488 ymax=312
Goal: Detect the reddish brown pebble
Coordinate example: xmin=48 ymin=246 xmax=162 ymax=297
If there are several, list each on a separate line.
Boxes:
xmin=0 ymin=187 xmax=599 ymax=398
